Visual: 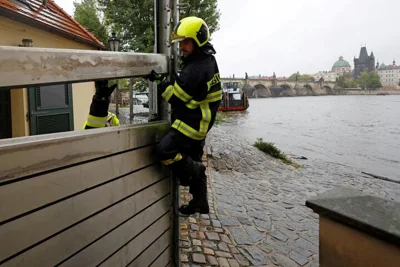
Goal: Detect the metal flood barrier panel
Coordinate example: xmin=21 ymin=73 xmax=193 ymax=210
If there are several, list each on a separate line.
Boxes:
xmin=0 ymin=46 xmax=168 ymax=90
xmin=0 ymin=122 xmax=173 ymax=267
xmin=0 ymin=28 xmax=176 ymax=265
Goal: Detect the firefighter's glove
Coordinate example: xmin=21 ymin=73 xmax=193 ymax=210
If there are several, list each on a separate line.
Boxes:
xmin=145 ymin=70 xmax=167 ymax=85
xmin=95 ymin=80 xmax=118 ymax=100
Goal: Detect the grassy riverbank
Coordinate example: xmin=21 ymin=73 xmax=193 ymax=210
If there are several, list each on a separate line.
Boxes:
xmin=254 ymin=138 xmax=301 ymax=168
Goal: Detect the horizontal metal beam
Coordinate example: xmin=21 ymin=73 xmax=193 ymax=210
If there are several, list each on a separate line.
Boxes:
xmin=0 ymin=46 xmax=169 ymax=89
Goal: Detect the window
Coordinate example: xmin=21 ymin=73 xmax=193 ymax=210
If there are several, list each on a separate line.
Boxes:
xmin=232 ymin=94 xmax=242 ymax=100
xmin=0 ymin=89 xmax=12 ymax=139
xmin=28 ymin=84 xmax=74 ymax=135
xmin=36 ymin=84 xmax=69 ymax=109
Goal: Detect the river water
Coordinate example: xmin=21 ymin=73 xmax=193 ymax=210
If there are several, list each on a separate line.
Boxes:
xmin=218 ymin=95 xmax=400 ymax=182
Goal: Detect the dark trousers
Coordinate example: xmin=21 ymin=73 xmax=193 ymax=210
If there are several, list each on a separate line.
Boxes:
xmin=156 ymin=129 xmax=205 ymax=186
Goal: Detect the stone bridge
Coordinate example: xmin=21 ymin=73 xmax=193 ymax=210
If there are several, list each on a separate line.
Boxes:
xmin=221 ymin=78 xmax=338 ymax=97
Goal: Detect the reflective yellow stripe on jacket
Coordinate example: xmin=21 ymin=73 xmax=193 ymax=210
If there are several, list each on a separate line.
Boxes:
xmin=172 ymin=91 xmax=222 ymax=140
xmin=186 ymin=90 xmax=222 ymax=109
xmin=162 ymin=82 xmax=192 ymax=102
xmin=84 ymin=114 xmax=108 ymax=129
xmin=171 ymin=120 xmax=207 ymax=140
xmin=161 ymin=153 xmax=183 ymax=165
xmin=165 ymin=72 xmax=222 ymax=140
xmin=207 ymin=73 xmax=221 ymax=91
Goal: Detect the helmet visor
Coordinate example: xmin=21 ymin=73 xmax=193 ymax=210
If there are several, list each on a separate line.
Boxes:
xmin=171 ymin=32 xmax=185 ymax=43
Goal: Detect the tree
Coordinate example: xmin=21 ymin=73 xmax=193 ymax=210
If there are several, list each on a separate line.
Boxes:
xmin=180 ymin=0 xmax=221 ymax=35
xmin=337 ymin=75 xmax=358 ymax=88
xmin=98 ymin=0 xmax=154 ymax=52
xmin=288 ymin=73 xmax=315 ymax=82
xmin=347 ymin=79 xmax=358 ymax=88
xmin=98 ymin=0 xmax=220 ymax=53
xmin=337 ymin=75 xmax=346 ymax=88
xmin=74 ymin=0 xmax=108 ymax=46
xmin=133 ymin=78 xmax=149 ymax=92
xmin=358 ymin=72 xmax=368 ymax=89
xmin=301 ymin=74 xmax=315 ymax=82
xmin=358 ymin=72 xmax=382 ymax=90
xmin=368 ymin=72 xmax=382 ymax=89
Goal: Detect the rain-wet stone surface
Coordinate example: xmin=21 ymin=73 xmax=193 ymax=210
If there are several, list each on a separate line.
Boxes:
xmin=202 ymin=126 xmax=400 ymax=267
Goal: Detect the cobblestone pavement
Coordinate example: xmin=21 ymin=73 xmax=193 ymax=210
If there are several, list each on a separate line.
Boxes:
xmin=180 ymin=155 xmax=252 ymax=267
xmin=180 ymin=127 xmax=400 ymax=267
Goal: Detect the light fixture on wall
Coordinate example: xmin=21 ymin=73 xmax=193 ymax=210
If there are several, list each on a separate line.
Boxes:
xmin=19 ymin=39 xmax=33 ymax=47
xmin=108 ymin=32 xmax=120 ymax=52
xmin=107 ymin=31 xmax=121 ymax=117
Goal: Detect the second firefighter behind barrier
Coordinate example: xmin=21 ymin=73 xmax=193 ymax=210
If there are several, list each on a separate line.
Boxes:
xmin=146 ymin=16 xmax=222 ymax=215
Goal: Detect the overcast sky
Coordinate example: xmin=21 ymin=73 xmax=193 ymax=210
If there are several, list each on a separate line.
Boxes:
xmin=55 ymin=0 xmax=400 ymax=78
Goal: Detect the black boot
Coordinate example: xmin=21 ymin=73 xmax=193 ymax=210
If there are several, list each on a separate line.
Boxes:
xmin=179 ymin=171 xmax=209 ymax=215
xmin=172 ymin=156 xmax=209 ymax=215
xmin=171 ymin=156 xmax=205 ymax=183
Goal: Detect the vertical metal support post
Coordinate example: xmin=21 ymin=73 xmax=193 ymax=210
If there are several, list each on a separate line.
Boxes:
xmin=156 ymin=0 xmax=180 ymax=266
xmin=148 ymin=80 xmax=155 ymax=121
xmin=156 ymin=0 xmax=171 ymax=122
xmin=148 ymin=0 xmax=159 ymax=121
xmin=129 ymin=78 xmax=134 ymax=123
xmin=171 ymin=0 xmax=180 ymax=74
xmin=115 ymin=80 xmax=119 ymax=117
xmin=171 ymin=1 xmax=181 ymax=266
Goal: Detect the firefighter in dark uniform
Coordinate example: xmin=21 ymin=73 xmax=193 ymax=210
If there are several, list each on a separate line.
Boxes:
xmin=146 ymin=16 xmax=222 ymax=215
xmin=82 ymin=81 xmax=120 ymax=129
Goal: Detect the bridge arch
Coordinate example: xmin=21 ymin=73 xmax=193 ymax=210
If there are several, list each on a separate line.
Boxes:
xmin=254 ymin=84 xmax=271 ymax=98
xmin=323 ymin=85 xmax=334 ymax=95
xmin=303 ymin=84 xmax=314 ymax=95
xmin=242 ymin=84 xmax=257 ymax=98
xmin=277 ymin=84 xmax=294 ymax=97
xmin=278 ymin=84 xmax=292 ymax=90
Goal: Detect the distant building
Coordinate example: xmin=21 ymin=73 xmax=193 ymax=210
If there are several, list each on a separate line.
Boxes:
xmin=248 ymin=74 xmax=287 ymax=80
xmin=313 ymin=71 xmax=339 ymax=82
xmin=332 ymin=56 xmax=351 ymax=75
xmin=376 ymin=60 xmax=400 ymax=89
xmin=353 ymin=46 xmax=375 ymax=79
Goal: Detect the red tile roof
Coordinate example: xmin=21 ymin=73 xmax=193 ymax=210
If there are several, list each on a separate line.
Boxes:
xmin=386 ymin=65 xmax=400 ymax=70
xmin=0 ymin=0 xmax=105 ymax=49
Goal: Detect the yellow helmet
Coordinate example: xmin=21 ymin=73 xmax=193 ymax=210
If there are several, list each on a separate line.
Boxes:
xmin=171 ymin=16 xmax=210 ymax=47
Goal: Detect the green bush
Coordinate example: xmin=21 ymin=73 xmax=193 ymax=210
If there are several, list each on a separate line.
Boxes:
xmin=254 ymin=138 xmax=301 ymax=168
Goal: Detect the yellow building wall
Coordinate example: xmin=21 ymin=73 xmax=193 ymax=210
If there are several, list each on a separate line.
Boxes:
xmin=0 ymin=16 xmax=98 ymax=137
xmin=0 ymin=16 xmax=96 ymax=49
xmin=73 ymin=82 xmax=95 ymax=130
xmin=10 ymin=88 xmax=30 ymax=137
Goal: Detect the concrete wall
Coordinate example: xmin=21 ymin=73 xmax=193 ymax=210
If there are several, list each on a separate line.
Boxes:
xmin=0 ymin=16 xmax=97 ymax=137
xmin=319 ymin=216 xmax=400 ymax=267
xmin=340 ymin=89 xmax=400 ymax=95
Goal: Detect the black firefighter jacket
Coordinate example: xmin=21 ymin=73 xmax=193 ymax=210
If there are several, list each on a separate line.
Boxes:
xmin=160 ymin=43 xmax=222 ymax=141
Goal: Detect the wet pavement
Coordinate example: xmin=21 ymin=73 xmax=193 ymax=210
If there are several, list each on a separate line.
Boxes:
xmin=179 ymin=126 xmax=400 ymax=267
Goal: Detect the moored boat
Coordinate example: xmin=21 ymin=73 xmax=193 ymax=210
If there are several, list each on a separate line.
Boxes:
xmin=219 ymin=82 xmax=249 ymax=112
